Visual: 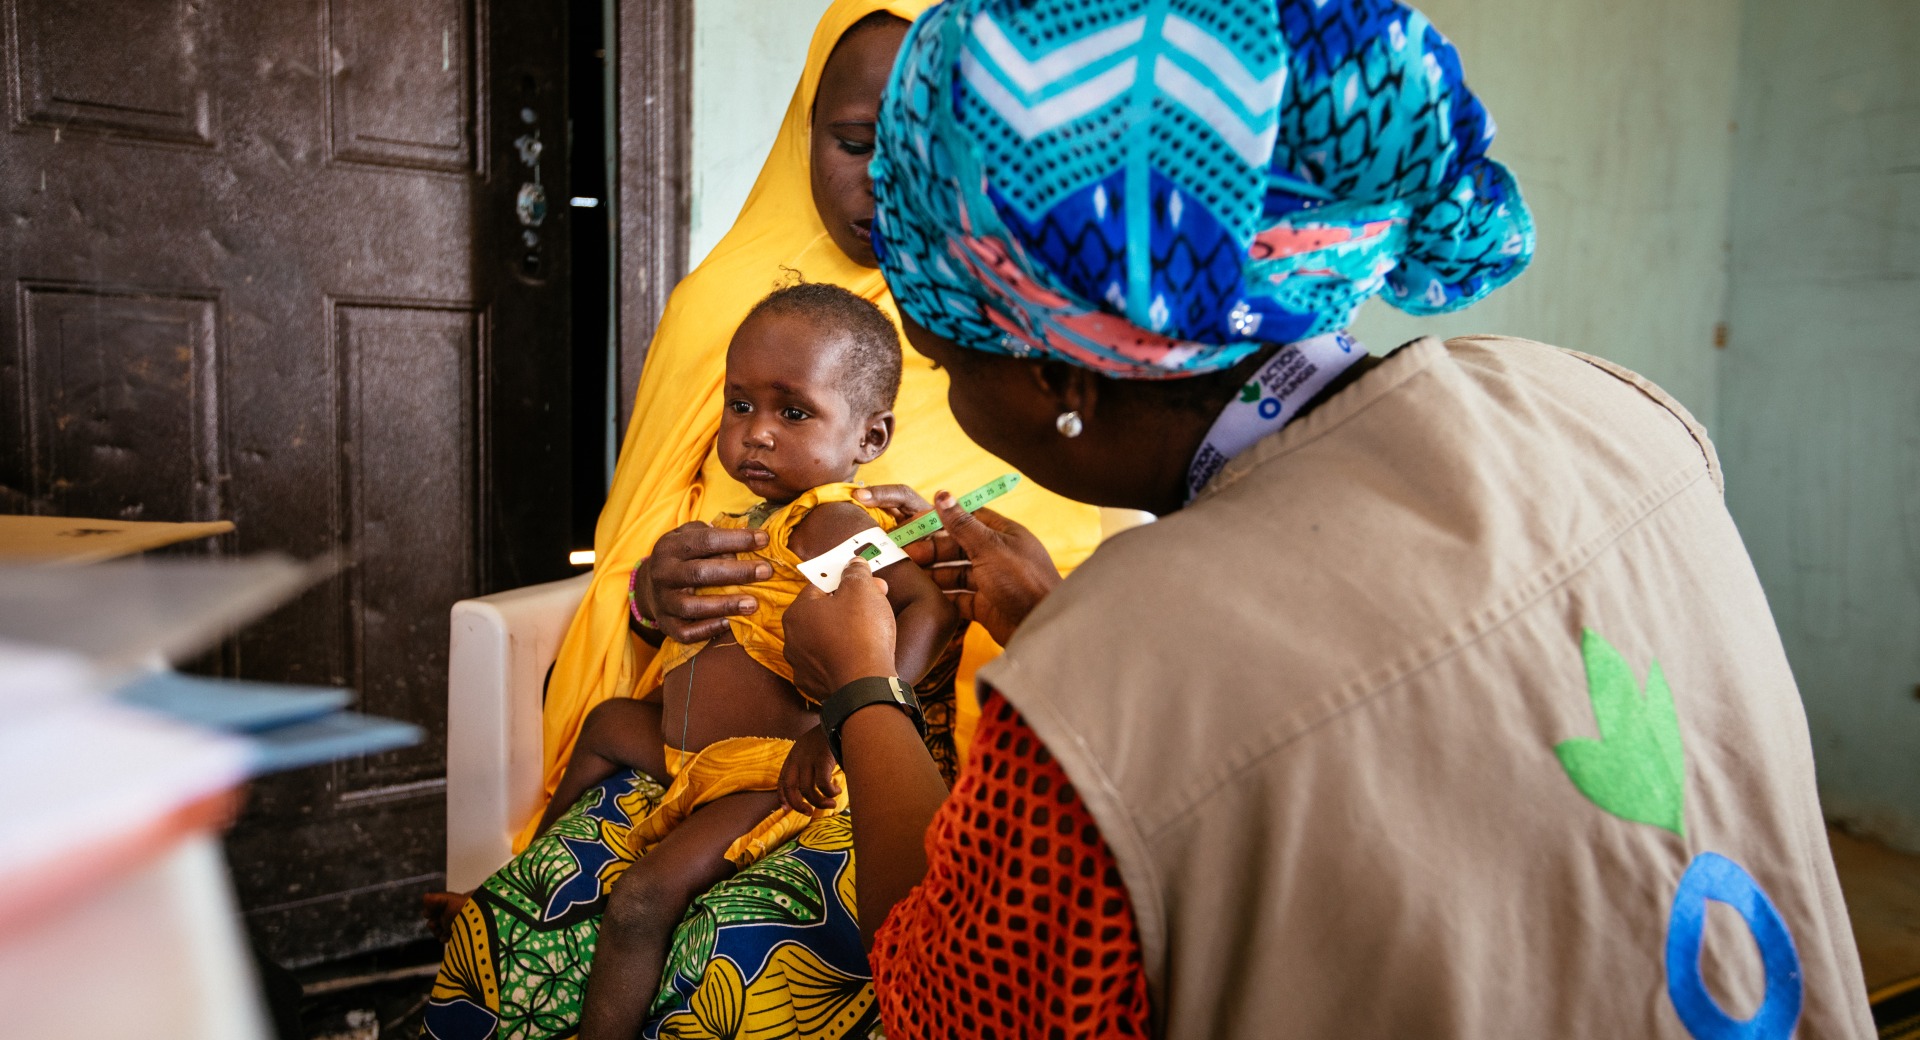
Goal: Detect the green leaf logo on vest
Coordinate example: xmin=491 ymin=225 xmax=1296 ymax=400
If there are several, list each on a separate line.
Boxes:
xmin=1554 ymin=628 xmax=1686 ymax=836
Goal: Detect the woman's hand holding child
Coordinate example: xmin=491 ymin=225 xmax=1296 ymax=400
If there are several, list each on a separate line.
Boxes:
xmin=642 ymin=522 xmax=773 ymax=643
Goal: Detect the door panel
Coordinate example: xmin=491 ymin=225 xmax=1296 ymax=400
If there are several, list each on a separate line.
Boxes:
xmin=11 ymin=0 xmax=216 ymax=145
xmin=0 ymin=0 xmax=575 ymax=965
xmin=334 ymin=300 xmax=479 ymax=791
xmin=613 ymin=0 xmax=690 ymax=427
xmin=17 ymin=283 xmax=223 ymax=521
xmin=326 ymin=0 xmax=478 ymax=174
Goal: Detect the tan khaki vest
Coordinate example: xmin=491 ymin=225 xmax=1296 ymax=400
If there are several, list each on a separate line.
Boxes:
xmin=980 ymin=337 xmax=1873 ymax=1039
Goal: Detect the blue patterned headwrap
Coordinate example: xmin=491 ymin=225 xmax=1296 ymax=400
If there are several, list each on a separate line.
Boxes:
xmin=870 ymin=0 xmax=1536 ymax=378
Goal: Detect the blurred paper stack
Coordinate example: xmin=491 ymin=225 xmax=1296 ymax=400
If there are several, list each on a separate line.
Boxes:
xmin=0 ymin=520 xmax=421 ymax=1039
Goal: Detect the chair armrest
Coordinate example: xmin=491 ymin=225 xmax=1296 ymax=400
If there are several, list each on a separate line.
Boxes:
xmin=445 ymin=572 xmax=592 ymax=890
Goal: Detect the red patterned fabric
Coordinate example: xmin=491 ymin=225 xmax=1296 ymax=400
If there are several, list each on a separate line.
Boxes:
xmin=871 ymin=691 xmax=1152 ymax=1037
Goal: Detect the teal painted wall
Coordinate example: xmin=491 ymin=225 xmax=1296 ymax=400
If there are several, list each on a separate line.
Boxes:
xmin=1350 ymin=0 xmax=1740 ymax=429
xmin=1719 ymin=0 xmax=1920 ymax=852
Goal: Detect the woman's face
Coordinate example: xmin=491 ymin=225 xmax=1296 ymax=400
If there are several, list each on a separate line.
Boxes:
xmin=810 ymin=18 xmax=908 ymax=268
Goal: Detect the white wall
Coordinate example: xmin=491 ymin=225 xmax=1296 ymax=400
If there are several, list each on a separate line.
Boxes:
xmin=688 ymin=0 xmax=835 ymax=268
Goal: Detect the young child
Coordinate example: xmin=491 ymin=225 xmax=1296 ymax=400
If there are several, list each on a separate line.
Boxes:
xmin=550 ymin=282 xmax=960 ymax=1040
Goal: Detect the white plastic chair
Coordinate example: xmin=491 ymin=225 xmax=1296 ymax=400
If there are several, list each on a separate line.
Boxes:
xmin=444 ymin=573 xmax=591 ymax=891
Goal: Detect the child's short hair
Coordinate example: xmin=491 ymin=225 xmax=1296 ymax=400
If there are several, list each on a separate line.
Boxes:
xmin=745 ymin=282 xmax=902 ymax=414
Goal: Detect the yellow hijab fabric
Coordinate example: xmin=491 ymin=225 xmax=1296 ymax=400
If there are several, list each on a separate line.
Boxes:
xmin=524 ymin=0 xmax=1103 ymax=850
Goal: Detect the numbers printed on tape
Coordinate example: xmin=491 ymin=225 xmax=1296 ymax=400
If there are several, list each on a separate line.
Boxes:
xmin=888 ymin=511 xmax=945 ymax=547
xmin=799 ymin=474 xmax=1022 ymax=591
xmin=886 ymin=473 xmax=1022 ymax=548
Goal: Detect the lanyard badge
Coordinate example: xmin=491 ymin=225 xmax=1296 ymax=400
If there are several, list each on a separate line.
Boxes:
xmin=1186 ymin=332 xmax=1365 ymax=502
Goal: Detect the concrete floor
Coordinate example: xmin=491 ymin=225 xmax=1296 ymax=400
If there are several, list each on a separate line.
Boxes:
xmin=1829 ymin=827 xmax=1920 ymax=995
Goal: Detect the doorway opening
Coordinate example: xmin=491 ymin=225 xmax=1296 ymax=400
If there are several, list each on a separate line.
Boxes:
xmin=567 ymin=0 xmax=616 ymax=551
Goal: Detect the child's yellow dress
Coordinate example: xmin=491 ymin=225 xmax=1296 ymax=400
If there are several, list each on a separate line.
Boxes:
xmin=628 ymin=483 xmax=897 ymax=869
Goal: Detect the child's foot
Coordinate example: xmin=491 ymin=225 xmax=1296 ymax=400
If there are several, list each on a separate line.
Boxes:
xmin=421 ymin=890 xmax=472 ymax=942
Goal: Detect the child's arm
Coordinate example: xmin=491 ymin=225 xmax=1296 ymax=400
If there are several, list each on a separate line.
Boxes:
xmin=790 ymin=501 xmax=961 ymax=685
xmin=873 ymin=554 xmax=960 ymax=685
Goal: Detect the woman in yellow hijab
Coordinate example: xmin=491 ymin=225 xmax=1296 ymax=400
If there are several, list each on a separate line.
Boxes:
xmin=425 ymin=4 xmax=1101 ymax=1037
xmin=531 ymin=0 xmax=1102 ymax=850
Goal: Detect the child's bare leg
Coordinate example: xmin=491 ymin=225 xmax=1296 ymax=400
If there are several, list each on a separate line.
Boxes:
xmin=538 ymin=697 xmax=669 ymax=836
xmin=578 ymin=790 xmax=783 ymax=1040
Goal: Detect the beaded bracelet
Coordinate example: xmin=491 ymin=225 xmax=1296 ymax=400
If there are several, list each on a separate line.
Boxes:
xmin=627 ymin=559 xmax=658 ymax=630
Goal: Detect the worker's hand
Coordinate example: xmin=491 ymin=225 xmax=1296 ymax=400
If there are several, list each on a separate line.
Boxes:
xmin=854 ymin=486 xmax=1059 ymax=646
xmin=851 ymin=485 xmax=936 ymax=542
xmin=783 ymin=560 xmax=898 ymax=702
xmin=643 ymin=522 xmax=773 ymax=644
xmin=778 ymin=726 xmax=843 ymax=814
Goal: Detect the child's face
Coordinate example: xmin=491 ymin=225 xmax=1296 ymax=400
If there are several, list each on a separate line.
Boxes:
xmin=720 ymin=307 xmax=891 ymax=503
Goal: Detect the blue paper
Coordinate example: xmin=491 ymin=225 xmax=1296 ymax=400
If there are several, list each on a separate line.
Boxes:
xmin=115 ymin=671 xmax=351 ymax=733
xmin=246 ymin=712 xmax=424 ymax=775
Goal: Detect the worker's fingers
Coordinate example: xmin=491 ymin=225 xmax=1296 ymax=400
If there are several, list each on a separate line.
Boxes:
xmin=836 ymin=558 xmax=882 ymax=594
xmin=934 ymin=492 xmax=1002 ymax=558
xmin=967 ymin=507 xmax=1036 ymax=541
xmin=941 ymin=587 xmax=978 ymax=623
xmin=927 ymin=559 xmax=971 ymax=594
xmin=852 ymin=484 xmax=933 ymax=522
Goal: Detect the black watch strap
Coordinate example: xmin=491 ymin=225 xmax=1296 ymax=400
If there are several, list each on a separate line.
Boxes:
xmin=820 ymin=676 xmax=925 ymax=762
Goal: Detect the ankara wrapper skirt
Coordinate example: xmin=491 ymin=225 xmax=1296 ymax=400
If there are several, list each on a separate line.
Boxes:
xmin=424 ymin=770 xmax=876 ymax=1040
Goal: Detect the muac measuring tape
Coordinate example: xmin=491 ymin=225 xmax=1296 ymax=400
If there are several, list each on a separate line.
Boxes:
xmin=799 ymin=473 xmax=1021 ymax=592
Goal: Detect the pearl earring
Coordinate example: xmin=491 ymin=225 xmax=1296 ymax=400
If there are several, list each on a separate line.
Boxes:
xmin=1055 ymin=410 xmax=1084 ymax=438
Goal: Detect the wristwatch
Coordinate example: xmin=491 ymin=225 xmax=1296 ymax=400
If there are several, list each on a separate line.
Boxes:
xmin=820 ymin=675 xmax=925 ymax=762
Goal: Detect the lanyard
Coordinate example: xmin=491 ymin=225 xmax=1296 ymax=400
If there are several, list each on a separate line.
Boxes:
xmin=1186 ymin=331 xmax=1365 ymax=502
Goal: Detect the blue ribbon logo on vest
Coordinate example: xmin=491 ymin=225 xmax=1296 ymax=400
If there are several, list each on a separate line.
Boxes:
xmin=1664 ymin=851 xmax=1803 ymax=1039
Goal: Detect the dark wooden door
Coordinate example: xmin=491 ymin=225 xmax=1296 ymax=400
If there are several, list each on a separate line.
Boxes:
xmin=0 ymin=0 xmax=576 ymax=964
